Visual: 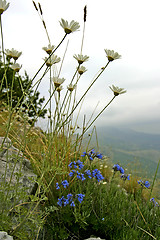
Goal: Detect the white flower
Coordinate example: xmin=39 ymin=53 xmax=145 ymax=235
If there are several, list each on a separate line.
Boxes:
xmin=59 ymin=18 xmax=80 ymax=34
xmin=109 ymin=85 xmax=126 ymax=96
xmin=42 ymin=44 xmax=55 ymax=54
xmin=104 ymin=49 xmax=121 ymax=61
xmin=56 ymin=85 xmax=63 ymax=92
xmin=73 ymin=54 xmax=89 ymax=64
xmin=10 ymin=63 xmax=22 ymax=72
xmin=78 ymin=66 xmax=87 ymax=75
xmin=52 ymin=77 xmax=65 ymax=88
xmin=0 ymin=0 xmax=9 ymax=15
xmin=5 ymin=48 xmax=22 ymax=60
xmin=44 ymin=54 xmax=61 ymax=67
xmin=67 ymin=83 xmax=76 ymax=92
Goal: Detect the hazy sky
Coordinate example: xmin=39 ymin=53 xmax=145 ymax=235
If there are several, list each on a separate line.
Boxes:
xmin=2 ymin=0 xmax=160 ymax=134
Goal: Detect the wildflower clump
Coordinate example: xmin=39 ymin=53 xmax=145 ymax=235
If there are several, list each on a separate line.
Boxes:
xmin=81 ymin=149 xmax=103 ymax=161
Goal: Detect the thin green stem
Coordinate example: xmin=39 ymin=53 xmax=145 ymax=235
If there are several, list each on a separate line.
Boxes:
xmin=0 ymin=15 xmax=5 ymax=65
xmin=150 ymin=159 xmax=160 ymax=199
xmin=30 ymin=33 xmax=67 ymax=84
xmin=84 ymin=95 xmax=116 ymax=133
xmin=80 ymin=22 xmax=86 ymax=54
xmin=57 ymin=61 xmax=110 ymax=132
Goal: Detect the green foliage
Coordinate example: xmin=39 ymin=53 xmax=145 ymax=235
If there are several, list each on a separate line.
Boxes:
xmin=0 ymin=178 xmax=43 ymax=239
xmin=40 ymin=178 xmax=160 ymax=240
xmin=0 ymin=58 xmax=47 ymax=124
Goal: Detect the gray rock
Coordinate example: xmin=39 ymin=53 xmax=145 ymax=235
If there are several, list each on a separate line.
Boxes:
xmin=0 ymin=232 xmax=13 ymax=240
xmin=0 ymin=137 xmax=37 ymax=195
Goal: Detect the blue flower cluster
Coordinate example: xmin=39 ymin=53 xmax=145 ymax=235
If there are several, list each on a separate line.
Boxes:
xmin=57 ymin=193 xmax=85 ymax=207
xmin=69 ymin=168 xmax=104 ymax=182
xmin=57 ymin=194 xmax=75 ymax=207
xmin=92 ymin=169 xmax=104 ymax=182
xmin=113 ymin=164 xmax=124 ymax=174
xmin=56 ymin=180 xmax=69 ymax=190
xmin=68 ymin=160 xmax=84 ymax=170
xmin=69 ymin=170 xmax=86 ymax=181
xmin=81 ymin=149 xmax=103 ymax=161
xmin=76 ymin=193 xmax=85 ymax=203
xmin=113 ymin=164 xmax=130 ymax=181
xmin=138 ymin=180 xmax=150 ymax=188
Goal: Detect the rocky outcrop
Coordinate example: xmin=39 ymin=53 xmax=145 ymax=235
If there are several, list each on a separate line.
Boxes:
xmin=0 ymin=137 xmax=37 ymax=195
xmin=0 ymin=232 xmax=13 ymax=240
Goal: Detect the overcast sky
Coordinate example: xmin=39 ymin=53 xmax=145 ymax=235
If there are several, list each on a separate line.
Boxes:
xmin=2 ymin=0 xmax=160 ymax=134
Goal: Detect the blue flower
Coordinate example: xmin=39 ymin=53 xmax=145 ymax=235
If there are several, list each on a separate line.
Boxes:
xmin=68 ymin=162 xmax=73 ymax=168
xmin=70 ymin=201 xmax=75 ymax=207
xmin=144 ymin=180 xmax=150 ymax=188
xmin=121 ymin=174 xmax=130 ymax=181
xmin=76 ymin=171 xmax=86 ymax=181
xmin=69 ymin=170 xmax=76 ymax=177
xmin=76 ymin=194 xmax=85 ymax=203
xmin=81 ymin=149 xmax=102 ymax=161
xmin=61 ymin=180 xmax=69 ymax=188
xmin=102 ymin=218 xmax=104 ymax=221
xmin=68 ymin=160 xmax=84 ymax=170
xmin=77 ymin=159 xmax=84 ymax=170
xmin=56 ymin=182 xmax=60 ymax=190
xmin=150 ymin=198 xmax=159 ymax=207
xmin=113 ymin=164 xmax=124 ymax=174
xmin=84 ymin=169 xmax=92 ymax=179
xmin=92 ymin=169 xmax=104 ymax=182
xmin=64 ymin=193 xmax=73 ymax=206
xmin=57 ymin=196 xmax=65 ymax=207
xmin=119 ymin=167 xmax=124 ymax=174
xmin=81 ymin=151 xmax=87 ymax=157
xmin=96 ymin=152 xmax=103 ymax=159
xmin=138 ymin=180 xmax=150 ymax=188
xmin=57 ymin=194 xmax=75 ymax=207
xmin=113 ymin=164 xmax=121 ymax=172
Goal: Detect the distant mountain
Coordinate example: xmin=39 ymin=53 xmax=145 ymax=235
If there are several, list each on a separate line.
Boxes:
xmin=87 ymin=127 xmax=160 ymax=179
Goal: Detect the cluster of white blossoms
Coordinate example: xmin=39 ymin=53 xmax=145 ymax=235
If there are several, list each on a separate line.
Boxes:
xmin=1 ymin=0 xmax=126 ymax=97
xmin=5 ymin=48 xmax=22 ymax=60
xmin=5 ymin=48 xmax=22 ymax=72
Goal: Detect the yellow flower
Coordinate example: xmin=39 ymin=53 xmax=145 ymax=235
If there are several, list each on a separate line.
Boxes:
xmin=0 ymin=0 xmax=9 ymax=15
xmin=42 ymin=44 xmax=55 ymax=54
xmin=52 ymin=77 xmax=65 ymax=88
xmin=44 ymin=54 xmax=60 ymax=67
xmin=78 ymin=66 xmax=87 ymax=75
xmin=109 ymin=85 xmax=126 ymax=96
xmin=10 ymin=63 xmax=22 ymax=72
xmin=104 ymin=49 xmax=121 ymax=62
xmin=5 ymin=48 xmax=22 ymax=60
xmin=59 ymin=18 xmax=80 ymax=34
xmin=73 ymin=54 xmax=89 ymax=64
